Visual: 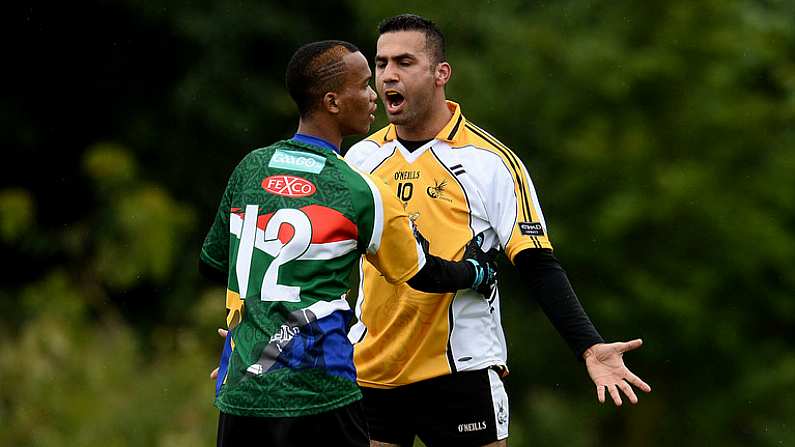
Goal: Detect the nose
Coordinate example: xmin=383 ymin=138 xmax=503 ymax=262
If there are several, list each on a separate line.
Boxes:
xmin=379 ymin=61 xmax=399 ymax=83
xmin=368 ymin=86 xmax=377 ymax=102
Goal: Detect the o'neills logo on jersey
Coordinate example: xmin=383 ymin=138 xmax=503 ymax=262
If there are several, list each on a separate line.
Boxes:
xmin=394 ymin=170 xmax=420 ymax=181
xmin=458 ymin=421 xmax=488 ymax=433
xmin=262 ymin=175 xmax=316 ymax=197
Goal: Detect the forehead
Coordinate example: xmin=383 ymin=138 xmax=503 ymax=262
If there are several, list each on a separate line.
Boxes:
xmin=343 ymin=51 xmax=371 ymax=80
xmin=376 ymin=31 xmax=428 ymax=58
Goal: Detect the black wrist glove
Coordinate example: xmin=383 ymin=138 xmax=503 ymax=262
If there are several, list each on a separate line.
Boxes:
xmin=463 ymin=233 xmax=499 ymax=296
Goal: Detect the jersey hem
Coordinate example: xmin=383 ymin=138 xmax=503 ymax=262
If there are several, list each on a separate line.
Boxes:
xmin=357 ymin=359 xmax=507 ymax=389
xmin=214 ymin=390 xmax=361 ymax=418
xmin=200 ymin=249 xmax=227 ymax=271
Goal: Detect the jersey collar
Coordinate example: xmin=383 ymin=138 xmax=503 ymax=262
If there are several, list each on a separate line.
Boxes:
xmin=290 ymin=133 xmax=340 ymax=154
xmin=382 ymin=101 xmax=466 ymax=144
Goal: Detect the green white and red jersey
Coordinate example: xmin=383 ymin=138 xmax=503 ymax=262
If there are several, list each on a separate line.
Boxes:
xmin=201 ymin=138 xmax=426 ymax=417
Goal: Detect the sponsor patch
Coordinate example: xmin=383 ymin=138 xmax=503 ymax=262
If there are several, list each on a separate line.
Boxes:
xmin=268 ymin=149 xmax=326 ymax=174
xmin=262 ymin=175 xmax=316 ymax=197
xmin=519 ymin=222 xmax=545 ymax=236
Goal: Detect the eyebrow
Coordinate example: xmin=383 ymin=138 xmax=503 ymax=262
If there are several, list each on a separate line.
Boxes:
xmin=375 ymin=52 xmax=417 ymax=62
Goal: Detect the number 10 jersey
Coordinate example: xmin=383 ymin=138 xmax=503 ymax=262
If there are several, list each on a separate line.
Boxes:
xmin=345 ymin=102 xmax=553 ymax=388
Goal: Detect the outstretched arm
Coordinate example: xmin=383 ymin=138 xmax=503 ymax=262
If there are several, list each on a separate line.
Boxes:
xmin=513 ymin=248 xmax=603 ymax=357
xmin=514 ymin=248 xmax=651 ymax=405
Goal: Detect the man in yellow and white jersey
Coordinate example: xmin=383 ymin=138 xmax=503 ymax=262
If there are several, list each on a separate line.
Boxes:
xmin=345 ymin=14 xmax=652 ymax=447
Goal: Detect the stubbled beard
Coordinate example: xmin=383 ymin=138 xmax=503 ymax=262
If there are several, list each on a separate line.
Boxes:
xmin=386 ymin=109 xmax=414 ymax=126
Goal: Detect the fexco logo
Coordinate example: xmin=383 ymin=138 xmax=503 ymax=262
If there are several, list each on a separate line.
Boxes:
xmin=262 ymin=175 xmax=316 ymax=197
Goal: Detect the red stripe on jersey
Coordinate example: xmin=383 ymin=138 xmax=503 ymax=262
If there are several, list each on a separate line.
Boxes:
xmin=237 ymin=205 xmax=358 ymax=244
xmin=277 ymin=223 xmax=295 ymax=244
xmin=300 ymin=204 xmax=358 ymax=243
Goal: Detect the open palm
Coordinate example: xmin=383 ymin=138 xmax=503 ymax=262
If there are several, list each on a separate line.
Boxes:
xmin=584 ymin=339 xmax=652 ymax=406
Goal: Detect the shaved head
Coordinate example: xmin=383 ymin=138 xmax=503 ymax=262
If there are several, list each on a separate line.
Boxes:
xmin=286 ymin=40 xmax=360 ymax=117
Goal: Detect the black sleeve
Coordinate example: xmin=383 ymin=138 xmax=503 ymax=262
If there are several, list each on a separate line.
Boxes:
xmin=200 ymin=247 xmax=474 ymax=293
xmin=514 ymin=248 xmax=604 ymax=359
xmin=199 ymin=257 xmax=227 ymax=285
xmin=407 ymin=254 xmax=475 ymax=293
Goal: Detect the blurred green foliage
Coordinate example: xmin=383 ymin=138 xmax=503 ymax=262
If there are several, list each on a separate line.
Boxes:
xmin=3 ymin=0 xmax=793 ymax=445
xmin=0 ymin=189 xmax=35 ymax=243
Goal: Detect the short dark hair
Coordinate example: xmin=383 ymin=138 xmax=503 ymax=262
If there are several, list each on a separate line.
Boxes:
xmin=285 ymin=40 xmax=360 ymax=117
xmin=378 ymin=14 xmax=446 ymax=65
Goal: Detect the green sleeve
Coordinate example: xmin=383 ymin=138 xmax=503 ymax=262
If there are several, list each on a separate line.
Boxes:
xmin=200 ymin=168 xmax=237 ymax=273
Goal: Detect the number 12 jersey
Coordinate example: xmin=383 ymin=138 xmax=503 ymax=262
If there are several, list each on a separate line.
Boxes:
xmin=201 ymin=139 xmax=426 ymax=417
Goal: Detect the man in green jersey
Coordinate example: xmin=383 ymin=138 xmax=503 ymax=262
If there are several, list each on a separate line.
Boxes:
xmin=200 ymin=40 xmax=498 ymax=447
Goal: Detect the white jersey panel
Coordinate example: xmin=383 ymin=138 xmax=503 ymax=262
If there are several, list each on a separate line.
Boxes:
xmin=448 ymin=288 xmax=507 ymax=372
xmin=429 ymin=143 xmax=517 ymax=253
xmin=429 ymin=142 xmax=511 ymax=370
xmin=345 ymin=140 xmax=393 ymax=174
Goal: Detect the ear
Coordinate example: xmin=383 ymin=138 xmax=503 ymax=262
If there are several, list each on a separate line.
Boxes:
xmin=435 ymin=62 xmax=452 ymax=87
xmin=323 ymin=92 xmax=340 ymax=114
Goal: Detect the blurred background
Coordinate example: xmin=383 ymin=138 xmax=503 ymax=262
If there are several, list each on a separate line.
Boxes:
xmin=3 ymin=1 xmax=794 ymax=445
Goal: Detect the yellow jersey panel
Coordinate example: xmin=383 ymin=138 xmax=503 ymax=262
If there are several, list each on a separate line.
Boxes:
xmin=372 ymin=149 xmax=473 ymax=258
xmin=354 ymin=273 xmax=454 ymax=386
xmin=225 ymin=288 xmax=244 ymax=329
xmin=355 ymin=170 xmax=427 ymax=285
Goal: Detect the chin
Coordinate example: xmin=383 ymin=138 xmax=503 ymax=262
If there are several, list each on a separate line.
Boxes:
xmin=387 ymin=116 xmax=406 ymax=126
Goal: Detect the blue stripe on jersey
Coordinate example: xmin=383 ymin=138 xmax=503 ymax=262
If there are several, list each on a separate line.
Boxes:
xmin=216 ymin=334 xmax=233 ymax=396
xmin=268 ymin=309 xmax=356 ymax=382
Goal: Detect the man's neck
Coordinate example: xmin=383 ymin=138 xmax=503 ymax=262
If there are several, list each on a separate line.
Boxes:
xmin=296 ymin=118 xmax=343 ymax=149
xmin=395 ymin=98 xmax=453 ymax=140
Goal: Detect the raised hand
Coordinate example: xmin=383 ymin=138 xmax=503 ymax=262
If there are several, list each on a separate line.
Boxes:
xmin=583 ymin=339 xmax=652 ymax=406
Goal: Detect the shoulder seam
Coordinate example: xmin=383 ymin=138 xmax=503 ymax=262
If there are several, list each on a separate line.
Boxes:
xmin=463 ymin=123 xmax=533 ymax=222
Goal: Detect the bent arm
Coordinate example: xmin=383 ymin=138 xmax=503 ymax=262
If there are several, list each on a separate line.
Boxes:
xmin=406 ymin=254 xmax=476 ymax=293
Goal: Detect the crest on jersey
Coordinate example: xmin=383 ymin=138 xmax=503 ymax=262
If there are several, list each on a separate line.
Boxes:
xmin=262 ymin=175 xmax=316 ymax=197
xmin=427 ymin=178 xmax=452 ymax=202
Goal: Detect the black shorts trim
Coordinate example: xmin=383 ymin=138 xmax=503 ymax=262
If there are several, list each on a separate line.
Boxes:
xmin=217 ymin=400 xmax=368 ymax=447
xmin=360 ymin=368 xmax=508 ymax=446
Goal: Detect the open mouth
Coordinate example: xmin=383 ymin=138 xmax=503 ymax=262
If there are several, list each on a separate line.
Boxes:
xmin=384 ymin=90 xmax=405 ymax=113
